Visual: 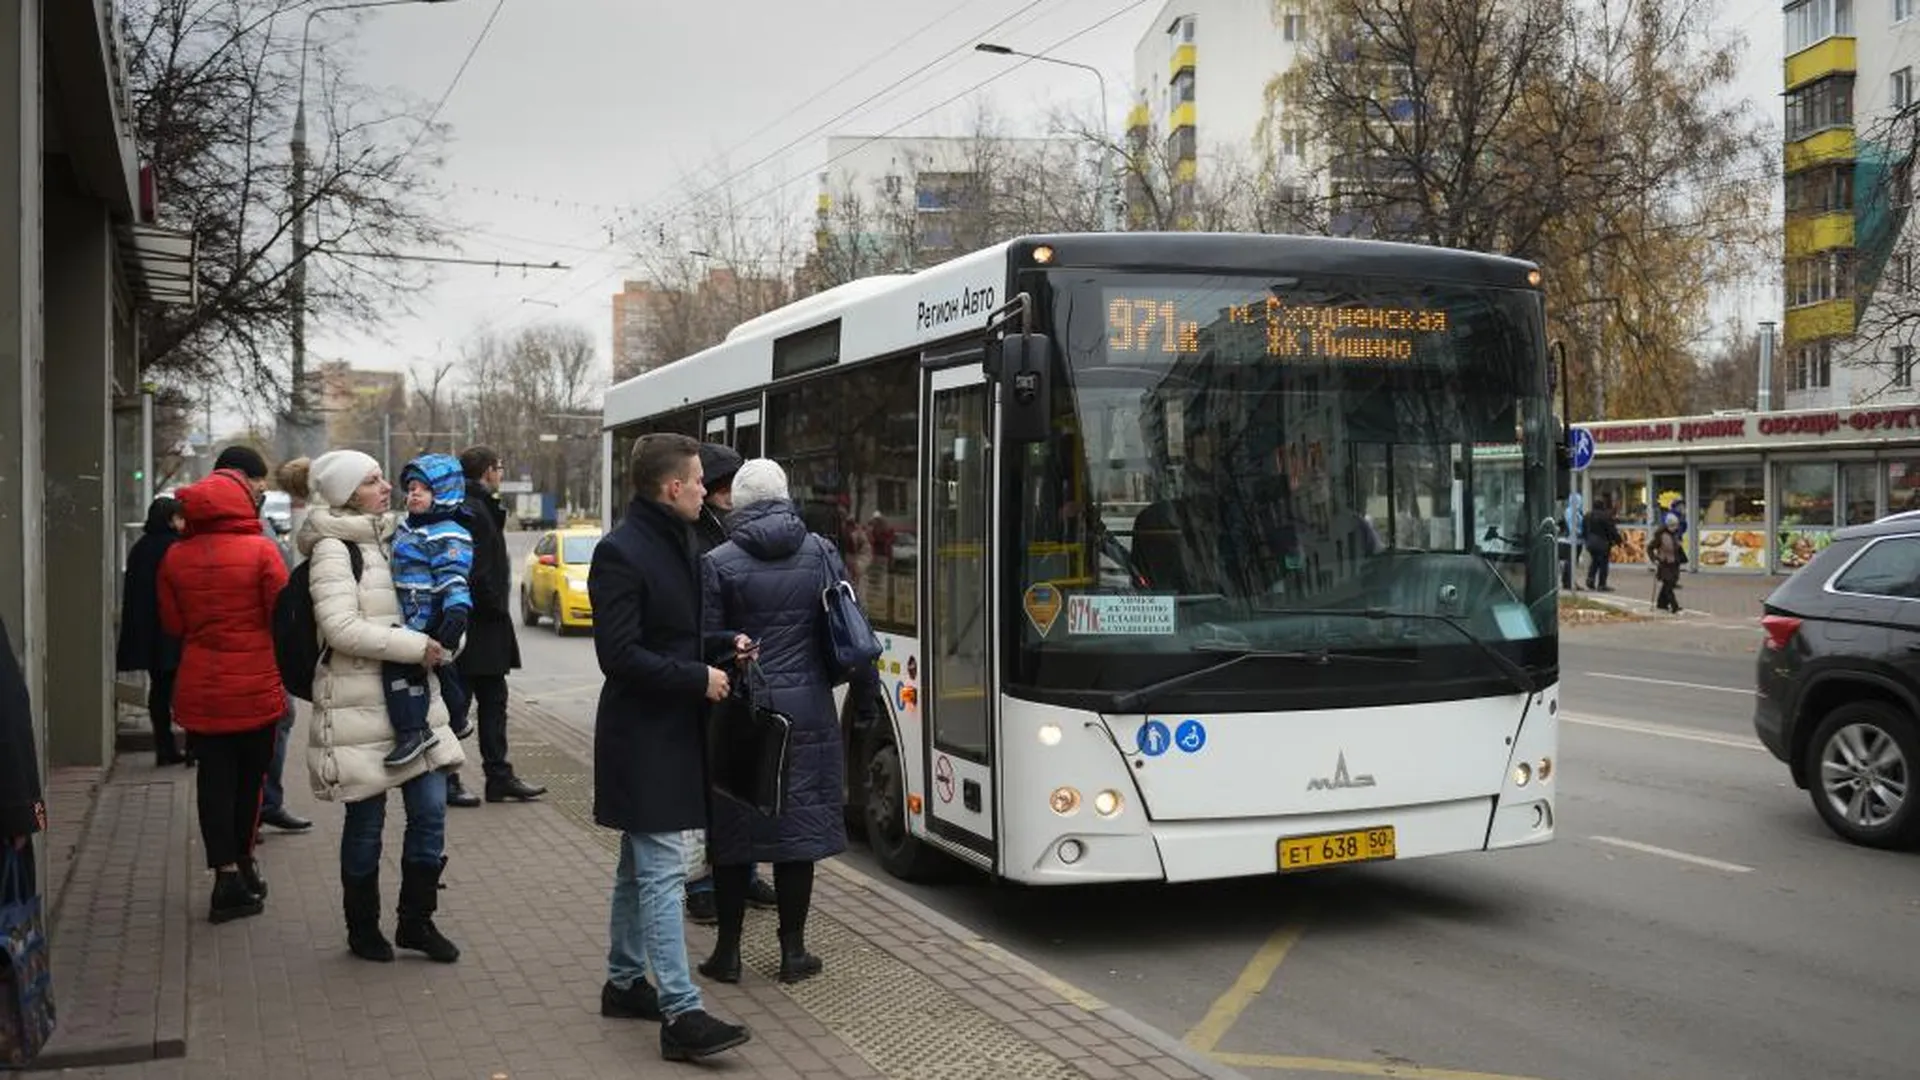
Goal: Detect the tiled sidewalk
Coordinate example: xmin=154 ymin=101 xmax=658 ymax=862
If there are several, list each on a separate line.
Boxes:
xmin=34 ymin=703 xmax=1235 ymax=1080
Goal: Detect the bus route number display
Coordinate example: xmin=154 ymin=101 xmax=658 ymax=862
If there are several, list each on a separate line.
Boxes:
xmin=1106 ymin=292 xmax=1450 ymax=362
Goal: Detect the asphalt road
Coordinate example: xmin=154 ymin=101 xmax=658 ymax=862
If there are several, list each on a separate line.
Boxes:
xmin=499 ymin=534 xmax=1918 ymax=1080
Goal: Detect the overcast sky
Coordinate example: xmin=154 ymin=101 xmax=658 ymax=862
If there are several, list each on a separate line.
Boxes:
xmin=298 ymin=0 xmax=1786 ymax=406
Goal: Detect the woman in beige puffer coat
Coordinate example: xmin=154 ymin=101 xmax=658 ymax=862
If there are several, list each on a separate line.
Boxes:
xmin=298 ymin=449 xmax=466 ymax=965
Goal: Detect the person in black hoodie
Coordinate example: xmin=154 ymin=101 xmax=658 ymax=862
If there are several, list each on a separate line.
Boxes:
xmin=682 ymin=444 xmax=777 ymax=924
xmin=117 ymin=496 xmax=187 ymax=765
xmin=1 ymin=615 xmax=45 ymax=902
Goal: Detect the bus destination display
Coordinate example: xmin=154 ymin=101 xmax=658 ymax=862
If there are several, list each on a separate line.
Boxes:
xmin=1106 ymin=291 xmax=1451 ymax=362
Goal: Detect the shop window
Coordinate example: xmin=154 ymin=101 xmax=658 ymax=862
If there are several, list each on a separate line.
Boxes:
xmin=1890 ymin=459 xmax=1920 ymax=513
xmin=1696 ymin=466 xmax=1767 ymax=570
xmin=1833 ymin=536 xmax=1920 ymax=599
xmin=765 ymin=354 xmax=920 ymax=633
xmin=1777 ymin=463 xmax=1836 ymax=527
xmin=1843 ymin=461 xmax=1880 ymax=524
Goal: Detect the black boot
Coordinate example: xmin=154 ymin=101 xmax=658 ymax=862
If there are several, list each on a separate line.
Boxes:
xmin=777 ymin=929 xmax=822 ymax=984
xmin=445 ymin=772 xmax=481 ymax=808
xmin=660 ymin=1010 xmax=750 ymax=1061
xmin=600 ymin=979 xmax=663 ymax=1021
xmin=394 ymin=859 xmax=460 ymax=962
xmin=343 ymin=871 xmax=393 ymax=962
xmin=697 ymin=926 xmax=742 ymax=984
xmin=209 ymin=869 xmax=263 ymax=924
xmin=239 ymin=856 xmax=268 ymax=900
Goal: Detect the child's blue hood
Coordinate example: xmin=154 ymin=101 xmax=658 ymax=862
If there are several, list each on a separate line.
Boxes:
xmin=401 ymin=453 xmax=467 ymax=515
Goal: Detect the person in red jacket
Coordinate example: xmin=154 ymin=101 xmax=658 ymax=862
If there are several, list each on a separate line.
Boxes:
xmin=159 ymin=467 xmax=290 ymax=923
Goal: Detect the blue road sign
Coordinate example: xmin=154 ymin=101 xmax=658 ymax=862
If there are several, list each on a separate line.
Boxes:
xmin=1136 ymin=720 xmax=1172 ymax=757
xmin=1570 ymin=427 xmax=1596 ymax=471
xmin=1175 ymin=719 xmax=1207 ymax=753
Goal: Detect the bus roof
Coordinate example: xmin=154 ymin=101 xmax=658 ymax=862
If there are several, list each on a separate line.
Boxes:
xmin=602 ymin=233 xmax=1538 ymax=430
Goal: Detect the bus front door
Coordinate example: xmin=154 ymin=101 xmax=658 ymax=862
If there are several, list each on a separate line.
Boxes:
xmin=921 ymin=362 xmax=997 ymax=867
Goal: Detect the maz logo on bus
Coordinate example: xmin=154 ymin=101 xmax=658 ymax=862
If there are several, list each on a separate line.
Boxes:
xmin=916 ymin=284 xmax=996 ymax=332
xmin=1306 ymin=751 xmax=1376 ymax=792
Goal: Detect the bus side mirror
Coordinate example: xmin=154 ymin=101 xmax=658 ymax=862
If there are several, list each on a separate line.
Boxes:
xmin=999 ymin=333 xmax=1053 ymax=443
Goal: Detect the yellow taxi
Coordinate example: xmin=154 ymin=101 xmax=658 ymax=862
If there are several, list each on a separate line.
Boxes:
xmin=520 ymin=526 xmax=601 ymax=634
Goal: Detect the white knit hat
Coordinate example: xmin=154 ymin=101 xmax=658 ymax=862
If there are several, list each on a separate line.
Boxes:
xmin=309 ymin=450 xmax=382 ymax=511
xmin=730 ymin=458 xmax=790 ymax=511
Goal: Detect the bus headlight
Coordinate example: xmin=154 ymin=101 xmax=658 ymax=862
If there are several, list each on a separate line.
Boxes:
xmin=1512 ymin=761 xmax=1532 ymax=787
xmin=1049 ymin=787 xmax=1081 ymax=815
xmin=1057 ymin=838 xmax=1084 ymax=864
xmin=1093 ymin=790 xmax=1123 ymax=817
xmin=1537 ymin=756 xmax=1554 ymax=782
xmin=1037 ymin=723 xmax=1063 ymax=746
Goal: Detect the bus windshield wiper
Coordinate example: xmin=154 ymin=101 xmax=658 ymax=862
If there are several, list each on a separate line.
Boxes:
xmin=1277 ymin=607 xmax=1540 ymax=697
xmin=1110 ymin=644 xmax=1415 ymax=713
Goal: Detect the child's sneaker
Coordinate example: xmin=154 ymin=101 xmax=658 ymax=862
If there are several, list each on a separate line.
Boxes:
xmin=384 ymin=729 xmax=439 ymax=768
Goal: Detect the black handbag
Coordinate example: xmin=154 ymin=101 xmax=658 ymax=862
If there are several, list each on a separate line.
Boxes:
xmin=706 ymin=662 xmax=792 ymax=818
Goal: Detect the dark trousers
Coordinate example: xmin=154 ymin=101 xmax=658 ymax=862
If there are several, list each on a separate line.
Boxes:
xmin=1585 ymin=547 xmax=1612 ymax=589
xmin=381 ymin=662 xmax=432 ymax=738
xmin=1656 ymin=579 xmax=1680 ymax=612
xmin=193 ymin=725 xmax=276 ymax=868
xmin=714 ymin=861 xmax=814 ymax=942
xmin=468 ymin=673 xmax=512 ymax=780
xmin=148 ymin=669 xmax=180 ymax=763
xmin=261 ymin=696 xmax=294 ymax=812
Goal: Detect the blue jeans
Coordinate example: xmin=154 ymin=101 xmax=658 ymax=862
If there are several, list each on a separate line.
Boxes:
xmin=609 ymin=831 xmax=702 ymax=1019
xmin=340 ymin=770 xmax=447 ymax=878
xmin=261 ymin=695 xmax=295 ymax=812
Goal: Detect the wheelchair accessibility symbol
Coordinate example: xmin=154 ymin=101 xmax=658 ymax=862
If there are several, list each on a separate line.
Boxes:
xmin=1174 ymin=719 xmax=1207 ymax=754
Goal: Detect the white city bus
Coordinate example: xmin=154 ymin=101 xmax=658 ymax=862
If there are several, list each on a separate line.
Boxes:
xmin=602 ymin=234 xmax=1561 ymax=885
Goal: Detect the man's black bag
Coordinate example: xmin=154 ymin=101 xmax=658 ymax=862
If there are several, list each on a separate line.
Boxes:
xmin=273 ymin=538 xmax=363 ymax=702
xmin=706 ymin=662 xmax=791 ymax=817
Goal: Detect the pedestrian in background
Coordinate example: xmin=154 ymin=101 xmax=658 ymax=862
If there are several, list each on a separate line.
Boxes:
xmin=299 ymin=450 xmax=466 ymax=964
xmin=1583 ymin=496 xmax=1619 ymax=592
xmin=1562 ymin=492 xmax=1584 ymax=591
xmin=158 ymin=468 xmax=289 ymax=923
xmin=1651 ymin=513 xmax=1685 ymax=615
xmin=117 ymin=495 xmax=186 ymax=766
xmin=444 ymin=445 xmax=544 ymax=807
xmin=1 ymin=614 xmax=45 ymax=899
xmin=590 ymin=433 xmax=751 ymax=1062
xmin=696 ymin=459 xmax=864 ymax=986
xmin=682 ymin=441 xmax=776 ymax=926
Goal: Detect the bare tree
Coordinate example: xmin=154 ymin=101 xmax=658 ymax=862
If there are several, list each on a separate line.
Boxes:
xmin=462 ymin=323 xmax=606 ymax=511
xmin=1828 ymin=96 xmax=1920 ymax=398
xmin=125 ymin=0 xmax=452 ymax=405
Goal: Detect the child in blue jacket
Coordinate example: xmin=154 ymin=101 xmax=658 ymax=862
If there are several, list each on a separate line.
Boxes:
xmin=383 ymin=453 xmax=476 ymax=768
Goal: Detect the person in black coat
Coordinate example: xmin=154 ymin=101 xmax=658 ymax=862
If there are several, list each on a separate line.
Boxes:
xmin=589 ymin=432 xmax=751 ymax=1062
xmin=1 ymin=615 xmax=45 ymax=903
xmin=447 ymin=446 xmax=544 ymax=807
xmin=696 ymin=458 xmax=867 ymax=987
xmin=117 ymin=496 xmax=187 ymax=765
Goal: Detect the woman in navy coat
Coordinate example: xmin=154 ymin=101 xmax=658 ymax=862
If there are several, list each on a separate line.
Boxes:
xmin=116 ymin=496 xmax=186 ymax=765
xmin=696 ymin=458 xmax=859 ymax=985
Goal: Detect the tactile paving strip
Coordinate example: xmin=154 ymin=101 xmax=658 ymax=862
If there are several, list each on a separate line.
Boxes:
xmin=513 ymin=736 xmax=1087 ymax=1079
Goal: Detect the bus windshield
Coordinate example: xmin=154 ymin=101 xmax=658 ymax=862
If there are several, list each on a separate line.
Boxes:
xmin=1009 ymin=269 xmax=1557 ymax=710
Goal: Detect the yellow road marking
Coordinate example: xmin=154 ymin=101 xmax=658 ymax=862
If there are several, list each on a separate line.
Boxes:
xmin=1210 ymin=1052 xmax=1553 ymax=1079
xmin=1182 ymin=924 xmax=1304 ymax=1053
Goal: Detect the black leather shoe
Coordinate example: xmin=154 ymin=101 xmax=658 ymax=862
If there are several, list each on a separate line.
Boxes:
xmin=209 ymin=870 xmax=263 ymax=924
xmin=661 ymin=1010 xmax=750 ymax=1061
xmin=684 ymin=888 xmax=718 ymax=926
xmin=260 ymin=807 xmax=312 ymax=832
xmin=746 ymin=874 xmax=777 ymax=910
xmin=445 ymin=773 xmax=481 ymax=808
xmin=485 ymin=775 xmax=547 ymax=802
xmin=239 ymin=857 xmax=268 ymax=900
xmin=601 ymin=979 xmax=663 ymax=1021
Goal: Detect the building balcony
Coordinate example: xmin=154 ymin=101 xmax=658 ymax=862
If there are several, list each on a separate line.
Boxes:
xmin=1169 ymin=102 xmax=1195 ymax=131
xmin=1785 ymin=211 xmax=1855 ymax=257
xmin=1784 ymin=298 xmax=1855 ymax=346
xmin=1785 ymin=36 xmax=1855 ymax=92
xmin=1169 ymin=43 xmax=1195 ymax=75
xmin=1786 ymin=127 xmax=1856 ymax=174
xmin=1127 ymin=104 xmax=1150 ymax=133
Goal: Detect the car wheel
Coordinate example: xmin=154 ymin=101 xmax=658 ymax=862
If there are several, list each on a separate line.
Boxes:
xmin=519 ymin=586 xmax=539 ymax=627
xmin=1808 ymin=701 xmax=1920 ymax=849
xmin=863 ymin=742 xmax=937 ymax=881
xmin=548 ymin=594 xmax=569 ymax=637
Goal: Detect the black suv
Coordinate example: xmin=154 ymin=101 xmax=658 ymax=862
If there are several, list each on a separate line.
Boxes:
xmin=1757 ymin=516 xmax=1920 ymax=849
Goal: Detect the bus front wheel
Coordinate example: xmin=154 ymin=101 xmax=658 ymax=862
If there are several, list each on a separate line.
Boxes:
xmin=864 ymin=742 xmax=935 ymax=882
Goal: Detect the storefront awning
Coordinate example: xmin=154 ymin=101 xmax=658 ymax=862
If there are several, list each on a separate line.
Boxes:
xmin=116 ymin=223 xmax=198 ymax=307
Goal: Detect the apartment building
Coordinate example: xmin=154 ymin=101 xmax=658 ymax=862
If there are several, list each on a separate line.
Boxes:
xmin=1125 ymin=2 xmax=1303 ymax=225
xmin=1782 ymin=0 xmax=1920 ymax=406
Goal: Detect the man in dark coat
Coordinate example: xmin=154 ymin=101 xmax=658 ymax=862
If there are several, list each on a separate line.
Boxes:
xmin=116 ymin=495 xmax=187 ymax=765
xmin=589 ymin=432 xmax=751 ymax=1061
xmin=1 ymin=615 xmax=45 ymax=903
xmin=447 ymin=446 xmax=544 ymax=807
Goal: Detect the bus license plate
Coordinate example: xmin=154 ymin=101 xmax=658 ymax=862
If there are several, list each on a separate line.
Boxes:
xmin=1277 ymin=827 xmax=1396 ymax=872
